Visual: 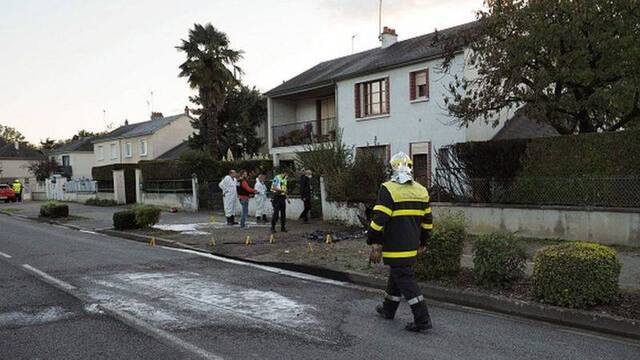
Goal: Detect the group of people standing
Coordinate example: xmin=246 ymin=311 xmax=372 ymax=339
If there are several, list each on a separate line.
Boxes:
xmin=217 ymin=168 xmax=313 ymax=233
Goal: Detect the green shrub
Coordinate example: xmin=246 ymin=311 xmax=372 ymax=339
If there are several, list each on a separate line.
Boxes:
xmin=39 ymin=201 xmax=69 ymax=218
xmin=415 ymin=212 xmax=466 ymax=280
xmin=133 ymin=204 xmax=161 ymax=228
xmin=85 ymin=198 xmax=118 ymax=207
xmin=533 ymin=242 xmax=621 ymax=308
xmin=113 ymin=210 xmax=138 ymax=230
xmin=473 ymin=232 xmax=527 ymax=289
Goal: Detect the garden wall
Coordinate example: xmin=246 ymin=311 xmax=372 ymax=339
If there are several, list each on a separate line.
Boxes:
xmin=140 ymin=192 xmax=196 ymax=211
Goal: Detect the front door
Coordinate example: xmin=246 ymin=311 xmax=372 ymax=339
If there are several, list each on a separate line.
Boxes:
xmin=124 ymin=168 xmax=137 ymax=204
xmin=411 ymin=142 xmax=432 ymax=188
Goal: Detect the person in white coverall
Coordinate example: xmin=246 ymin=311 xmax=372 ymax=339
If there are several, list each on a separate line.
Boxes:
xmin=218 ymin=170 xmax=239 ymax=225
xmin=254 ymin=173 xmax=268 ymax=223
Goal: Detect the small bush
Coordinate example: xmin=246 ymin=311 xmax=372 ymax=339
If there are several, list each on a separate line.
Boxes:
xmin=113 ymin=210 xmax=138 ymax=230
xmin=415 ymin=212 xmax=466 ymax=280
xmin=133 ymin=204 xmax=161 ymax=228
xmin=85 ymin=198 xmax=118 ymax=207
xmin=39 ymin=201 xmax=69 ymax=218
xmin=533 ymin=242 xmax=621 ymax=309
xmin=473 ymin=232 xmax=527 ymax=289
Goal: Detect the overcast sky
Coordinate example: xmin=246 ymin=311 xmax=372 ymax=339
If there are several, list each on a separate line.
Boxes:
xmin=0 ymin=0 xmax=482 ymax=143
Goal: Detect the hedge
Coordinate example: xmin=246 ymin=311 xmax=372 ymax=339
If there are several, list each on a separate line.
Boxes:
xmin=533 ymin=242 xmax=621 ymax=309
xmin=415 ymin=212 xmax=466 ymax=280
xmin=133 ymin=204 xmax=161 ymax=228
xmin=40 ymin=202 xmax=69 ymax=218
xmin=473 ymin=232 xmax=527 ymax=289
xmin=85 ymin=198 xmax=118 ymax=207
xmin=113 ymin=210 xmax=137 ymax=230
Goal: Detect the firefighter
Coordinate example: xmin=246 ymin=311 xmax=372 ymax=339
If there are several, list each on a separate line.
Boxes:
xmin=12 ymin=179 xmax=23 ymax=202
xmin=368 ymin=152 xmax=433 ymax=332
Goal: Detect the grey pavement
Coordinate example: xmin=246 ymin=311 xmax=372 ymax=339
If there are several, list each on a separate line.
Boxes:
xmin=0 ymin=214 xmax=639 ymax=359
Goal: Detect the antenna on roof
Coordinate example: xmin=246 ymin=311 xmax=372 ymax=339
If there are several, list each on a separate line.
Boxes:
xmin=351 ymin=33 xmax=358 ymax=54
xmin=378 ymin=0 xmax=383 ymax=40
xmin=148 ymin=90 xmax=154 ymax=114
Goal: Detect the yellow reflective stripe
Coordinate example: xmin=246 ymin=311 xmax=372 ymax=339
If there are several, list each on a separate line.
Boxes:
xmin=391 ymin=209 xmax=426 ymax=217
xmin=370 ymin=221 xmax=384 ymax=232
xmin=382 ymin=250 xmax=418 ymax=258
xmin=421 ymin=223 xmax=433 ymax=230
xmin=393 ymin=198 xmax=429 ymax=203
xmin=373 ymin=205 xmax=393 ymax=216
xmin=425 ymin=207 xmax=432 ymax=214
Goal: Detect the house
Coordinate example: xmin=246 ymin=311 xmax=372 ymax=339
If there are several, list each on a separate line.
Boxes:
xmin=265 ymin=23 xmax=548 ymax=186
xmin=93 ymin=111 xmax=195 ymax=166
xmin=48 ymin=136 xmax=96 ymax=179
xmin=0 ymin=140 xmax=45 ymax=199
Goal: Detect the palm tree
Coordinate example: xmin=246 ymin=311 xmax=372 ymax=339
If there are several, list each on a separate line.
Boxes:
xmin=177 ymin=23 xmax=243 ymax=159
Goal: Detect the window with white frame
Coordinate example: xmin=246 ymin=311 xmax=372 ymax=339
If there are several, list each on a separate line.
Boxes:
xmin=139 ymin=139 xmax=147 ymax=156
xmin=110 ymin=143 xmax=117 ymax=159
xmin=124 ymin=142 xmax=132 ymax=158
xmin=354 ymin=78 xmax=389 ymax=118
xmin=97 ymin=146 xmax=104 ymax=161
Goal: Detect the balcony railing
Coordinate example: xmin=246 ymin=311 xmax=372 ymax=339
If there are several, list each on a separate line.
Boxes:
xmin=272 ymin=118 xmax=337 ymax=147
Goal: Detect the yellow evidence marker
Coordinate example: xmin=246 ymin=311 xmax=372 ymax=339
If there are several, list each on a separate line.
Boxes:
xmin=149 ymin=237 xmax=156 ymax=247
xmin=245 ymin=235 xmax=252 ymax=246
xmin=209 ymin=238 xmax=216 ymax=247
xmin=269 ymin=234 xmax=275 ymax=244
xmin=325 ymin=234 xmax=333 ymax=245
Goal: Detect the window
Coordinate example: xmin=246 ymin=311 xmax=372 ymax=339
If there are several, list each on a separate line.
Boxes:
xmin=356 ymin=145 xmax=390 ymax=163
xmin=410 ymin=69 xmax=429 ymax=100
xmin=61 ymin=155 xmax=70 ymax=167
xmin=354 ymin=78 xmax=389 ymax=118
xmin=139 ymin=139 xmax=148 ymax=156
xmin=124 ymin=142 xmax=132 ymax=158
xmin=110 ymin=144 xmax=117 ymax=159
xmin=97 ymin=146 xmax=104 ymax=161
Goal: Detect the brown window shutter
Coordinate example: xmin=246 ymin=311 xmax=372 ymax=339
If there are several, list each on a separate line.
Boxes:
xmin=425 ymin=69 xmax=430 ymax=99
xmin=354 ymin=83 xmax=361 ymax=118
xmin=385 ymin=78 xmax=390 ymax=114
xmin=409 ymin=72 xmax=416 ymax=100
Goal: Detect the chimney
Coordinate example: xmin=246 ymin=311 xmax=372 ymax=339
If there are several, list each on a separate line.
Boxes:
xmin=124 ymin=119 xmax=129 ymax=126
xmin=380 ymin=26 xmax=398 ymax=48
xmin=184 ymin=106 xmax=190 ymax=115
xmin=151 ymin=112 xmax=164 ymax=120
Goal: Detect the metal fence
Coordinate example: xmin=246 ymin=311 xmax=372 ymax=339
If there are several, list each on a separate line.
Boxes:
xmin=142 ymin=179 xmax=193 ymax=194
xmin=65 ymin=179 xmax=97 ymax=193
xmin=431 ymin=176 xmax=640 ymax=208
xmin=96 ymin=180 xmax=114 ymax=193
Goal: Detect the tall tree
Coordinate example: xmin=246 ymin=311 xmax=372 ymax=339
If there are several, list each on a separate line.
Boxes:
xmin=177 ymin=23 xmax=243 ymax=159
xmin=40 ymin=137 xmax=57 ymax=151
xmin=441 ymin=0 xmax=640 ymax=134
xmin=0 ymin=124 xmax=26 ymax=143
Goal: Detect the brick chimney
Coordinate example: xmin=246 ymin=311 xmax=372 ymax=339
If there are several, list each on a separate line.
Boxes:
xmin=151 ymin=112 xmax=164 ymax=120
xmin=380 ymin=26 xmax=398 ymax=48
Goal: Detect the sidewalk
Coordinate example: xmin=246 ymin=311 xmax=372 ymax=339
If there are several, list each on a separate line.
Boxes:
xmin=1 ymin=200 xmax=638 ymax=290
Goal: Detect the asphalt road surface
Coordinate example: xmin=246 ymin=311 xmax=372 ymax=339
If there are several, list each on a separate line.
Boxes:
xmin=1 ymin=215 xmax=639 ymax=360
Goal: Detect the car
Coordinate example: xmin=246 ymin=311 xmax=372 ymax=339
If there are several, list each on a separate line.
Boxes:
xmin=0 ymin=184 xmax=17 ymax=203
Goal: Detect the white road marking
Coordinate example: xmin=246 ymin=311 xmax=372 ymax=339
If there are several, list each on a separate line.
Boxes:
xmin=79 ymin=230 xmax=98 ymax=235
xmin=0 ymin=251 xmax=12 ymax=258
xmin=21 ymin=264 xmax=77 ymax=291
xmin=161 ymin=246 xmax=378 ymax=293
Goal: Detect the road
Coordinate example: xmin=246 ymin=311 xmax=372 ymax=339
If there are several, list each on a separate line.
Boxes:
xmin=0 ymin=215 xmax=638 ymax=360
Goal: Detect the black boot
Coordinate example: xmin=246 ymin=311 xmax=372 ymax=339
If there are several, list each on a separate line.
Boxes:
xmin=270 ymin=227 xmax=277 ymax=234
xmin=256 ymin=217 xmax=262 ymax=223
xmin=226 ymin=217 xmax=232 ymax=225
xmin=262 ymin=215 xmax=268 ymax=222
xmin=375 ymin=299 xmax=399 ymax=320
xmin=405 ymin=300 xmax=432 ymax=332
xmin=230 ymin=216 xmax=238 ymax=225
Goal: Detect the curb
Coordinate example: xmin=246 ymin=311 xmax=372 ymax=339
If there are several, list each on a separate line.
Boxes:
xmin=98 ymin=228 xmax=640 ymax=341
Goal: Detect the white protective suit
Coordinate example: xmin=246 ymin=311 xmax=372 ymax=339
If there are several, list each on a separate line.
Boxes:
xmin=254 ymin=177 xmax=268 ymax=218
xmin=218 ymin=175 xmax=238 ymax=218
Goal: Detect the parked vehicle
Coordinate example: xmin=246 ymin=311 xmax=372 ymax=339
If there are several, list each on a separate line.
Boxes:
xmin=0 ymin=184 xmax=17 ymax=203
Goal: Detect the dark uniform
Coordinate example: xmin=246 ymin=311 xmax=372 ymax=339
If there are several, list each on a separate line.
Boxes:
xmin=367 ymin=180 xmax=433 ymax=331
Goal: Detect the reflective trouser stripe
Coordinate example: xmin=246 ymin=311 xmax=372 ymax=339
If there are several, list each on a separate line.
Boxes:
xmin=407 ymin=295 xmax=424 ymax=305
xmin=385 ymin=293 xmax=402 ymax=302
xmin=382 ymin=250 xmax=418 ymax=258
xmin=370 ymin=221 xmax=384 ymax=232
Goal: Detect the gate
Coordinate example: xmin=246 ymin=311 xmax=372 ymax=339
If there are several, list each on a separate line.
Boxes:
xmin=124 ymin=168 xmax=137 ymax=204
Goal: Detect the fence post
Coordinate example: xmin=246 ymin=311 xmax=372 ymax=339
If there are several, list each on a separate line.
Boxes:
xmin=135 ymin=169 xmax=143 ymax=204
xmin=192 ymin=174 xmax=199 ymax=212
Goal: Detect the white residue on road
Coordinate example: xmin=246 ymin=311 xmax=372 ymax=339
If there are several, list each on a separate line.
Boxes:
xmin=0 ymin=306 xmax=75 ymax=328
xmin=152 ymin=223 xmax=211 ymax=235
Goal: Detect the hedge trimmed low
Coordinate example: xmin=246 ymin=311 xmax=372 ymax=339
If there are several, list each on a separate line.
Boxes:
xmin=415 ymin=212 xmax=466 ymax=280
xmin=533 ymin=242 xmax=621 ymax=309
xmin=113 ymin=210 xmax=137 ymax=230
xmin=39 ymin=202 xmax=69 ymax=218
xmin=132 ymin=204 xmax=161 ymax=228
xmin=85 ymin=198 xmax=118 ymax=207
xmin=473 ymin=232 xmax=526 ymax=289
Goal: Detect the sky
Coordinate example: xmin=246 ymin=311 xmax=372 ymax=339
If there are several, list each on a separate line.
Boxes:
xmin=0 ymin=0 xmax=482 ymax=143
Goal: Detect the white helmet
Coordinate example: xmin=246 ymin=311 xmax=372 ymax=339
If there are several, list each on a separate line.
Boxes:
xmin=389 ymin=152 xmax=413 ymax=184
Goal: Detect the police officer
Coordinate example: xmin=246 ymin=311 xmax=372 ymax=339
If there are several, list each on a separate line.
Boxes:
xmin=368 ymin=152 xmax=433 ymax=332
xmin=270 ymin=170 xmax=289 ymax=233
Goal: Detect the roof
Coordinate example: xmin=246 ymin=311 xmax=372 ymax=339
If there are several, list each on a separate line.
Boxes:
xmin=94 ymin=113 xmax=190 ymax=143
xmin=0 ymin=143 xmax=44 ymax=159
xmin=50 ymin=136 xmax=95 ymax=154
xmin=265 ymin=21 xmax=477 ymax=97
xmin=157 ymin=141 xmax=191 ymax=160
xmin=493 ymin=109 xmax=559 ymax=140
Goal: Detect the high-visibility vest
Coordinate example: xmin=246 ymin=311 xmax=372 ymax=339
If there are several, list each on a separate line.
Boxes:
xmin=12 ymin=181 xmax=22 ymax=193
xmin=271 ymin=175 xmax=288 ymax=194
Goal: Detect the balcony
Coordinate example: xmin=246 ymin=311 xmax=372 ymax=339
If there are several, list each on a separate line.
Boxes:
xmin=272 ymin=117 xmax=337 ymax=148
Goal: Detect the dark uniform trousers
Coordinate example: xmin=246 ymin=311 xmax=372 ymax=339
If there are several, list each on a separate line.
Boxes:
xmin=271 ymin=195 xmax=287 ymax=230
xmin=382 ymin=266 xmax=430 ymax=323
